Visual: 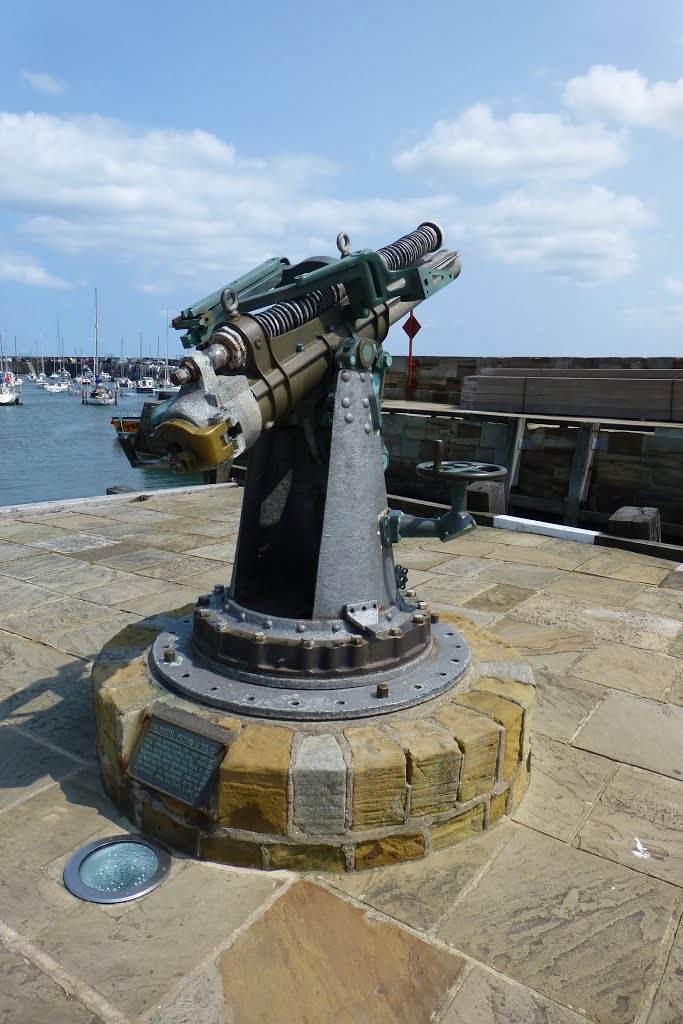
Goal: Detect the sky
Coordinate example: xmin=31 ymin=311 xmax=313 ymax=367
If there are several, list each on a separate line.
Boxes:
xmin=1 ymin=1 xmax=683 ymax=360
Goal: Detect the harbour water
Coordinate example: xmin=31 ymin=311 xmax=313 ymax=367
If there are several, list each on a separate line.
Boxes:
xmin=0 ymin=383 xmax=202 ymax=506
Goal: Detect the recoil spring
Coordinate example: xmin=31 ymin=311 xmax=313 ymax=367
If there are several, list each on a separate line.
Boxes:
xmin=252 ymin=222 xmax=443 ymax=341
xmin=253 ymin=283 xmax=347 ymax=340
xmin=377 ymin=221 xmax=443 ymax=271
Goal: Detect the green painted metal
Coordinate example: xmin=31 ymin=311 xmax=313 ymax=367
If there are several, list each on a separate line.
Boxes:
xmin=173 ymin=245 xmax=458 ymax=350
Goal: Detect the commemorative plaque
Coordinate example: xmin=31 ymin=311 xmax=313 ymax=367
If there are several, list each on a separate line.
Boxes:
xmin=128 ymin=717 xmax=225 ymax=809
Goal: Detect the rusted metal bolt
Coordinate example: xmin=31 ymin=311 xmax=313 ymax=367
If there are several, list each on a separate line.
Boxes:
xmin=300 ymin=638 xmax=314 ymax=648
xmin=171 ymin=366 xmax=192 ymax=386
xmin=197 ymin=594 xmax=210 ymax=606
xmin=376 ymin=682 xmax=390 ymax=698
xmin=350 ymin=635 xmax=364 ymax=646
xmin=389 ymin=626 xmax=402 ymax=637
xmin=254 ymin=631 xmax=266 ymax=643
xmin=417 ymin=600 xmax=429 ymax=610
xmin=430 ymin=612 xmax=440 ymax=624
xmin=195 ymin=608 xmax=210 ymax=619
xmin=412 ymin=612 xmax=426 ymax=625
xmin=217 ymin=623 xmax=231 ymax=632
xmin=405 ymin=589 xmax=416 ymax=599
xmin=163 ymin=647 xmax=177 ymax=662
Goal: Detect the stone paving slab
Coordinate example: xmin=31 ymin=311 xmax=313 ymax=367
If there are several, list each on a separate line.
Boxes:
xmin=328 ymin=821 xmax=515 ymax=932
xmin=0 ymin=772 xmax=120 ymax=935
xmin=438 ymin=827 xmax=681 ymax=1024
xmin=576 ymin=765 xmax=683 ymax=886
xmin=39 ymin=611 xmax=139 ymax=660
xmin=35 ymin=863 xmax=280 ymax=1018
xmin=0 ymin=725 xmax=80 ymax=813
xmin=577 ymin=551 xmax=678 ymax=585
xmin=513 ymin=733 xmax=616 ymax=842
xmin=0 ymin=671 xmax=96 ymax=763
xmin=569 ymin=641 xmax=683 ymax=700
xmin=509 ymin=593 xmax=682 ymax=652
xmin=212 ymin=881 xmax=466 ymax=1024
xmin=441 ymin=965 xmax=589 ymax=1023
xmin=573 ymin=691 xmax=683 ymax=781
xmin=546 ymin=572 xmax=647 ymax=608
xmin=647 ymin=920 xmax=683 ymax=1024
xmin=529 ymin=668 xmax=608 ymax=742
xmin=461 ymin=582 xmax=534 ymax=614
xmin=0 ymin=630 xmax=88 ymax=694
xmin=0 ymin=942 xmax=100 ymax=1024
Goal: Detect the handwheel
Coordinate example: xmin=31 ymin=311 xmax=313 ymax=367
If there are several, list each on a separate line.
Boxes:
xmin=416 ymin=440 xmax=507 ymax=483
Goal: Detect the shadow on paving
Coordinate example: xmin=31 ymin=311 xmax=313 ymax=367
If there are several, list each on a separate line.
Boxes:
xmin=0 ymin=611 xmax=172 ymax=826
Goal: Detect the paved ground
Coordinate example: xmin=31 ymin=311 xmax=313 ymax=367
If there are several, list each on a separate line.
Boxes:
xmin=0 ymin=484 xmax=681 ymax=1024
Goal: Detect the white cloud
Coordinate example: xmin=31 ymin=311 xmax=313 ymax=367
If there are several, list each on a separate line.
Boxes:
xmin=0 ymin=111 xmax=453 ymax=287
xmin=394 ymin=104 xmax=626 ymax=185
xmin=0 ymin=251 xmax=70 ymax=288
xmin=21 ymin=71 xmax=65 ymax=96
xmin=467 ymin=185 xmax=651 ymax=284
xmin=663 ymin=276 xmax=683 ymax=296
xmin=564 ymin=65 xmax=683 ymax=133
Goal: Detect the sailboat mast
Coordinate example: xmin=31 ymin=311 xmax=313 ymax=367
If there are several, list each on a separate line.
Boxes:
xmin=165 ymin=309 xmax=169 ymax=383
xmin=94 ymin=288 xmax=99 ymax=379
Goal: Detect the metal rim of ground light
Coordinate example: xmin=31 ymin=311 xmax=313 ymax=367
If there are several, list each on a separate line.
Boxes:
xmin=63 ymin=835 xmax=172 ymax=904
xmin=150 ymin=619 xmax=472 ymax=720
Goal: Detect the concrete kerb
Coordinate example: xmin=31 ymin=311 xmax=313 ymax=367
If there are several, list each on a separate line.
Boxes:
xmin=91 ymin=610 xmax=536 ymax=872
xmin=0 ymin=482 xmax=239 ymax=520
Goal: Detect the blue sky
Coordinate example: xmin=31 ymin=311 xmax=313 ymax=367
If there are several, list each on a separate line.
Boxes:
xmin=1 ymin=1 xmax=683 ymax=360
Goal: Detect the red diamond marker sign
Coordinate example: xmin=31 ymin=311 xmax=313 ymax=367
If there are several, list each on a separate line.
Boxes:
xmin=402 ymin=312 xmax=421 ymax=340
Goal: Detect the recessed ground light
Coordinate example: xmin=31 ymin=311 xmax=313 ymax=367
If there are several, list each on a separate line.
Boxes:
xmin=63 ymin=836 xmax=171 ymax=904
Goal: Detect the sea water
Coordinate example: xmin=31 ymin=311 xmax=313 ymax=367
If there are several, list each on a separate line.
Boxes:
xmin=0 ymin=384 xmax=203 ymax=507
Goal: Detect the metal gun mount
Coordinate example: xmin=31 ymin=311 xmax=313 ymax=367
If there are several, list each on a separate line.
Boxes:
xmin=136 ymin=223 xmax=506 ymax=719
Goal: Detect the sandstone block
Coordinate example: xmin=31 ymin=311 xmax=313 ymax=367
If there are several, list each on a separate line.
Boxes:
xmin=509 ymin=757 xmax=531 ymax=811
xmin=96 ymin=679 xmax=157 ymax=769
xmin=431 ymin=805 xmax=485 ymax=850
xmin=267 ymin=843 xmax=347 ymax=872
xmin=345 ymin=726 xmax=407 ymax=830
xmin=391 ymin=719 xmax=462 ymax=816
xmin=475 ymin=676 xmax=535 ymax=758
xmin=457 ymin=691 xmax=523 ymax=780
xmin=489 ymin=791 xmax=508 ymax=823
xmin=432 ymin=702 xmax=501 ymax=801
xmin=292 ymin=735 xmax=347 ymax=835
xmin=218 ymin=725 xmax=292 ymax=834
xmin=91 ymin=653 xmax=147 ymax=693
xmin=198 ymin=833 xmax=262 ymax=868
xmin=141 ymin=799 xmax=199 ymax=855
xmin=474 ymin=676 xmax=536 ymax=711
xmin=354 ymin=832 xmax=425 ymax=870
xmin=102 ymin=623 xmax=160 ymax=655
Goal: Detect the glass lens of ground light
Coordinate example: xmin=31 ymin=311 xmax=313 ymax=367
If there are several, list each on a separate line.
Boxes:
xmin=77 ymin=842 xmax=159 ymax=893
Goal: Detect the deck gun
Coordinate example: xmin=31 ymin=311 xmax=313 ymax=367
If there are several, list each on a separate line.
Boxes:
xmin=131 ymin=222 xmax=506 ymax=567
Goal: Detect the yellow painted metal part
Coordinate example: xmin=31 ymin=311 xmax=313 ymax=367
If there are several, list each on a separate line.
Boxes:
xmin=152 ymin=418 xmax=235 ymax=471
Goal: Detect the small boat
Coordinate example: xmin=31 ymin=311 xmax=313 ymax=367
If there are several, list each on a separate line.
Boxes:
xmin=85 ymin=383 xmax=117 ymax=406
xmin=137 ymin=376 xmax=157 ymax=394
xmin=0 ymin=371 xmax=23 ymax=406
xmin=46 ymin=381 xmax=70 ymax=394
xmin=110 ymin=413 xmax=141 ymax=438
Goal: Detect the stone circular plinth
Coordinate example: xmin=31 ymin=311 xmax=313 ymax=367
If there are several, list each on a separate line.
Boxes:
xmin=93 ymin=613 xmax=534 ymax=872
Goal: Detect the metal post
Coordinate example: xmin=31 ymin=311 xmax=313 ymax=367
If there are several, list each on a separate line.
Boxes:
xmin=564 ymin=421 xmax=601 ymax=526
